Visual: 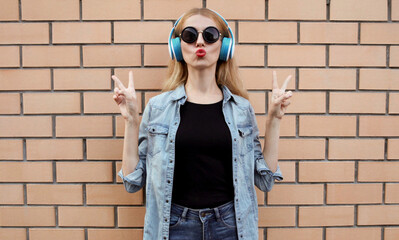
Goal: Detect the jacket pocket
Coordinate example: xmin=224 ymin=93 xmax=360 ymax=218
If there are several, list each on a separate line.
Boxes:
xmin=237 ymin=126 xmax=253 ymax=156
xmin=147 ymin=124 xmax=169 ymax=157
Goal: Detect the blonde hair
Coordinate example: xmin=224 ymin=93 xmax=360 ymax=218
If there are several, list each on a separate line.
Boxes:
xmin=162 ymin=8 xmax=249 ymax=100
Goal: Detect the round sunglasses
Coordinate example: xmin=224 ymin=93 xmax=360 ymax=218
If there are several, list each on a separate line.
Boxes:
xmin=179 ymin=26 xmax=222 ymax=44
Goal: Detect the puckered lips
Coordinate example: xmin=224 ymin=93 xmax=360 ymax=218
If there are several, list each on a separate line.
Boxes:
xmin=196 ymin=49 xmax=206 ymax=57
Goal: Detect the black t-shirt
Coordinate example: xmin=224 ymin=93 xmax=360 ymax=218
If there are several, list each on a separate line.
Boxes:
xmin=171 ymin=99 xmax=234 ymax=209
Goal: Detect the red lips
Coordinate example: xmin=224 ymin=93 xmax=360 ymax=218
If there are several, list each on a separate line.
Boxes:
xmin=196 ymin=49 xmax=206 ymax=57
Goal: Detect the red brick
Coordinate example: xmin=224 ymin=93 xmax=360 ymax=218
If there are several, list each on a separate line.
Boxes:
xmin=299 ymin=68 xmax=356 ymax=90
xmin=0 ymin=139 xmax=23 ymax=160
xmin=114 ymin=68 xmax=168 ymax=90
xmin=23 ymin=92 xmax=81 ymax=114
xmin=0 ymin=206 xmax=55 ymax=226
xmin=360 ymin=116 xmax=399 ymax=136
xmin=327 ymin=184 xmax=382 ymax=204
xmin=0 ymin=0 xmax=19 ymax=21
xmin=330 ymin=46 xmax=386 ymax=67
xmin=329 ymin=92 xmax=386 ymax=114
xmin=21 ymin=0 xmax=79 ymax=20
xmin=300 ymin=22 xmax=357 ymax=44
xmin=83 ymin=45 xmax=140 ymax=67
xmin=267 ymin=228 xmax=323 ymax=240
xmin=144 ymin=45 xmax=170 ymax=66
xmin=258 ymin=207 xmax=296 ymax=227
xmin=0 ymin=228 xmax=26 ymax=240
xmin=238 ymin=22 xmax=296 ymax=43
xmin=84 ymin=92 xmax=126 ymax=114
xmin=388 ymin=139 xmax=399 ymax=160
xmin=0 ymin=162 xmax=53 ymax=182
xmin=26 ymin=139 xmax=83 ymax=160
xmin=269 ymin=0 xmax=326 ymax=20
xmin=82 ymin=0 xmax=140 ymax=20
xmin=56 ymin=162 xmax=113 ymax=183
xmin=88 ymin=229 xmax=143 ymax=240
xmin=53 ymin=22 xmax=111 ymax=44
xmin=0 ymin=116 xmax=52 ymax=137
xmin=143 ymin=0 xmax=201 ymax=19
xmin=30 ymin=229 xmax=85 ymax=240
xmin=248 ymin=91 xmax=266 ymax=114
xmin=359 ymin=69 xmax=399 ymax=90
xmin=86 ymin=139 xmax=123 ymax=160
xmin=361 ymin=23 xmax=399 ymax=44
xmin=328 ymin=139 xmax=385 ymax=160
xmin=279 ymin=139 xmax=325 ymax=160
xmin=117 ymin=207 xmax=146 ymax=227
xmin=208 ymin=0 xmax=265 ymax=20
xmin=272 ymin=91 xmax=325 ymax=114
xmin=299 ymin=162 xmax=355 ymax=182
xmin=330 ymin=0 xmax=387 ymax=21
xmin=0 ymin=184 xmax=24 ymax=204
xmin=267 ymin=184 xmax=324 ymax=205
xmin=299 ymin=206 xmax=354 ymax=227
xmin=358 ymin=162 xmax=399 ymax=182
xmin=0 ymin=46 xmax=19 ymax=67
xmin=23 ymin=46 xmax=80 ymax=67
xmin=386 ymin=184 xmax=399 ymax=203
xmin=0 ymin=23 xmax=49 ymax=44
xmin=114 ymin=22 xmax=172 ymax=43
xmin=0 ymin=69 xmax=51 ymax=91
xmin=358 ymin=205 xmax=399 ymax=225
xmin=86 ymin=184 xmax=143 ymax=205
xmin=389 ymin=93 xmax=399 ymax=114
xmin=385 ymin=227 xmax=399 ymax=240
xmin=27 ymin=184 xmax=83 ymax=205
xmin=391 ymin=46 xmax=399 ymax=67
xmin=56 ymin=116 xmax=112 ymax=137
xmin=394 ymin=0 xmax=399 ymax=20
xmin=58 ymin=206 xmax=114 ymax=227
xmin=54 ymin=69 xmax=111 ymax=90
xmin=0 ymin=93 xmax=20 ymax=114
xmin=235 ymin=45 xmax=265 ymax=67
xmin=299 ymin=116 xmax=356 ymax=137
xmin=239 ymin=69 xmax=296 ymax=90
xmin=268 ymin=45 xmax=325 ymax=67
xmin=326 ymin=228 xmax=381 ymax=240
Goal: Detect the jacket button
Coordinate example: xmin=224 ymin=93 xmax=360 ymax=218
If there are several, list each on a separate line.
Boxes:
xmin=234 ymin=138 xmax=236 ymax=141
xmin=170 ymin=160 xmax=173 ymax=163
xmin=166 ymin=199 xmax=169 ymax=203
xmin=234 ymin=158 xmax=237 ymax=161
xmin=167 ymin=180 xmax=171 ymax=183
xmin=234 ymin=178 xmax=237 ymax=182
xmin=165 ymin=218 xmax=167 ymax=222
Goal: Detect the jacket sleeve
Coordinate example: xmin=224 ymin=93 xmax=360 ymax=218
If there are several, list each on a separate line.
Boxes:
xmin=249 ymin=104 xmax=283 ymax=192
xmin=117 ymin=100 xmax=151 ymax=193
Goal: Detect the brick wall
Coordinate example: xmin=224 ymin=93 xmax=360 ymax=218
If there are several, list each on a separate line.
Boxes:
xmin=0 ymin=0 xmax=398 ymax=240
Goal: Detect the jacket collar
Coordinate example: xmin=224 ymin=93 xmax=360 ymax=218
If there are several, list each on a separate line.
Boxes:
xmin=171 ymin=84 xmax=237 ymax=105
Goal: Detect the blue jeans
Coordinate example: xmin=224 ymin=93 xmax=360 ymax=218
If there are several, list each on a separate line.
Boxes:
xmin=169 ymin=200 xmax=238 ymax=240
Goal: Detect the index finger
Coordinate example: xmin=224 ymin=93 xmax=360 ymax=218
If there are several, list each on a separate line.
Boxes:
xmin=128 ymin=70 xmax=135 ymax=90
xmin=111 ymin=75 xmax=127 ymax=91
xmin=280 ymin=75 xmax=292 ymax=92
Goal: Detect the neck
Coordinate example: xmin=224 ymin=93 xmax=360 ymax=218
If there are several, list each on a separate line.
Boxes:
xmin=185 ymin=64 xmax=222 ymax=103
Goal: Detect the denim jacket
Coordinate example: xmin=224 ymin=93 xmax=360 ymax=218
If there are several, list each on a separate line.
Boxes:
xmin=118 ymin=84 xmax=283 ymax=240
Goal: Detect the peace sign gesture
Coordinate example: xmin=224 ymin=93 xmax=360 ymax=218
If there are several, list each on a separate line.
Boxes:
xmin=112 ymin=70 xmax=140 ymax=125
xmin=269 ymin=70 xmax=293 ymax=120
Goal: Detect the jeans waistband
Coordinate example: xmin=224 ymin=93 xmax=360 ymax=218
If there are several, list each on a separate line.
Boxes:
xmin=171 ymin=200 xmax=234 ymax=220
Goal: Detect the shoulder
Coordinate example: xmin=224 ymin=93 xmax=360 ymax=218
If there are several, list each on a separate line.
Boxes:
xmin=146 ymin=88 xmax=179 ymax=109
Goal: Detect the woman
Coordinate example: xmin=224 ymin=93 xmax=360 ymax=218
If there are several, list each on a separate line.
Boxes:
xmin=112 ymin=7 xmax=292 ymax=240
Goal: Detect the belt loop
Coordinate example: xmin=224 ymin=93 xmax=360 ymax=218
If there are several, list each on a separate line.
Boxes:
xmin=181 ymin=207 xmax=188 ymax=220
xmin=213 ymin=207 xmax=221 ymax=221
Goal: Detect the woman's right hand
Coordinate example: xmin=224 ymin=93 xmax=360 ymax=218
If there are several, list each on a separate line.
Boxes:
xmin=112 ymin=70 xmax=140 ymax=125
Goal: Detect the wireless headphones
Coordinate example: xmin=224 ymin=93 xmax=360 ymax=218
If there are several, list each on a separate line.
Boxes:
xmin=168 ymin=9 xmax=235 ymax=62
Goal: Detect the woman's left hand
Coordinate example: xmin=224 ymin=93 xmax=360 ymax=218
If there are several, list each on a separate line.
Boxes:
xmin=269 ymin=70 xmax=293 ymax=120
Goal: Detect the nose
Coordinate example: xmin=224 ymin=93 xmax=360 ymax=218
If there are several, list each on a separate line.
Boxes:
xmin=196 ymin=32 xmax=205 ymax=46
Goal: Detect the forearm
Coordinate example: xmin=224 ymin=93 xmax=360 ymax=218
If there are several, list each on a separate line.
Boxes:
xmin=262 ymin=114 xmax=281 ymax=173
xmin=121 ymin=120 xmax=140 ymax=176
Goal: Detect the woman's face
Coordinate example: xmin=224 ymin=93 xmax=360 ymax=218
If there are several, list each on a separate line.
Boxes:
xmin=180 ymin=14 xmax=222 ymax=70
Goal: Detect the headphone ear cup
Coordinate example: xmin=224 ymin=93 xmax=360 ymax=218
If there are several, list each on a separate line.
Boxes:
xmin=219 ymin=37 xmax=232 ymax=61
xmin=171 ymin=37 xmax=183 ymax=61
